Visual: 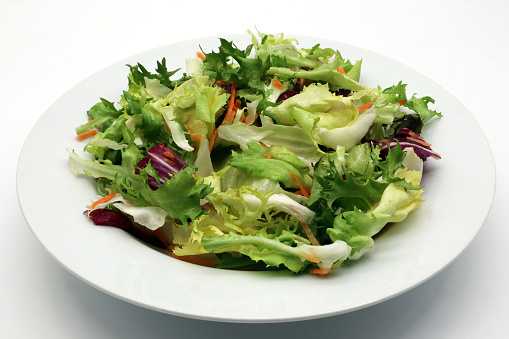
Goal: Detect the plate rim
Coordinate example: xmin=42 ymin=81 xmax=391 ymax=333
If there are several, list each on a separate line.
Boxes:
xmin=16 ymin=33 xmax=496 ymax=323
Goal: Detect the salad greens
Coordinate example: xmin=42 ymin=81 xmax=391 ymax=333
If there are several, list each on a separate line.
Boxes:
xmin=68 ymin=30 xmax=441 ymax=276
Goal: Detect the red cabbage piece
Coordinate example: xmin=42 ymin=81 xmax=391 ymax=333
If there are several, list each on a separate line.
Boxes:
xmin=276 ymin=90 xmax=300 ymax=102
xmin=136 ymin=143 xmax=188 ymax=190
xmin=85 ymin=209 xmax=165 ymax=249
xmin=366 ymin=128 xmax=441 ymax=161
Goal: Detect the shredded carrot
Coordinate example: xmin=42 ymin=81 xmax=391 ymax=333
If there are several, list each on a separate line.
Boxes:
xmin=397 ymin=99 xmax=406 ymax=105
xmin=90 ymin=192 xmax=116 ymax=210
xmin=301 ymin=222 xmax=320 ymax=246
xmin=209 ymin=129 xmax=219 ymax=153
xmin=260 ymin=142 xmax=270 ymax=149
xmin=163 ymin=151 xmax=175 ymax=160
xmin=295 ymin=188 xmax=312 ymax=197
xmin=76 ymin=129 xmax=98 ymax=141
xmin=196 ymin=51 xmax=206 ymax=60
xmin=309 ymin=267 xmax=332 ymax=276
xmin=299 ymin=249 xmax=321 ymax=263
xmin=272 ymin=78 xmax=284 ymax=89
xmin=337 ymin=66 xmax=346 ymax=75
xmin=408 ymin=136 xmax=432 ymax=147
xmin=262 ymin=153 xmax=273 ymax=159
xmin=289 ymin=171 xmax=310 ymax=199
xmin=358 ymin=101 xmax=374 ymax=114
xmin=88 ymin=117 xmax=94 ymax=121
xmin=190 ymin=134 xmax=201 ymax=143
xmin=215 ymin=80 xmax=234 ymax=87
xmin=209 ymin=82 xmax=238 ymax=153
xmin=223 ymin=82 xmax=238 ymax=124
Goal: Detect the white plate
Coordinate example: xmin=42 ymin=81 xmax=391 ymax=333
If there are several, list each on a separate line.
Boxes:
xmin=17 ymin=34 xmax=495 ymax=323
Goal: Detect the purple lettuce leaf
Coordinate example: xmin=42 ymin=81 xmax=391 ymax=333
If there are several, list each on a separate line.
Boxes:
xmin=85 ymin=209 xmax=165 ymax=249
xmin=135 ymin=143 xmax=188 ymax=190
xmin=366 ymin=128 xmax=441 ymax=161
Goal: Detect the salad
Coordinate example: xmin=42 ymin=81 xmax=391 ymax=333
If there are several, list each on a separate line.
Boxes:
xmin=68 ymin=31 xmax=441 ymax=276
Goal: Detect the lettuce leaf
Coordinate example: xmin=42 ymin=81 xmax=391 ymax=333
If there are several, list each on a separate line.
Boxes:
xmin=68 ymin=144 xmax=212 ymax=226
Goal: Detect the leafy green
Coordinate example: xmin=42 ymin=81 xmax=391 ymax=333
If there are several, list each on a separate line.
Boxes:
xmin=68 ymin=144 xmax=212 ymax=226
xmin=228 ymin=142 xmax=312 ymax=189
xmin=382 ymin=81 xmax=442 ymax=123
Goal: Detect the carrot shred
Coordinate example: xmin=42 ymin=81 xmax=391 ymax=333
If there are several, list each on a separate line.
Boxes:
xmin=358 ymin=101 xmax=374 ymax=113
xmin=262 ymin=153 xmax=273 ymax=159
xmin=90 ymin=192 xmax=116 ymax=210
xmin=209 ymin=129 xmax=219 ymax=153
xmin=223 ymin=82 xmax=238 ymax=124
xmin=337 ymin=66 xmax=346 ymax=75
xmin=397 ymin=99 xmax=406 ymax=105
xmin=260 ymin=142 xmax=270 ymax=149
xmin=299 ymin=249 xmax=321 ymax=263
xmin=88 ymin=117 xmax=94 ymax=121
xmin=309 ymin=267 xmax=332 ymax=276
xmin=301 ymin=222 xmax=320 ymax=246
xmin=289 ymin=171 xmax=310 ymax=199
xmin=272 ymin=78 xmax=284 ymax=89
xmin=295 ymin=188 xmax=312 ymax=197
xmin=76 ymin=129 xmax=98 ymax=141
xmin=209 ymin=82 xmax=238 ymax=153
xmin=163 ymin=151 xmax=175 ymax=159
xmin=196 ymin=51 xmax=206 ymax=60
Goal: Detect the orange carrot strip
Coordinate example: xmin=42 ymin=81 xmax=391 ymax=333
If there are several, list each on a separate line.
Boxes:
xmin=88 ymin=117 xmax=94 ymax=121
xmin=163 ymin=151 xmax=175 ymax=159
xmin=337 ymin=66 xmax=346 ymax=75
xmin=260 ymin=142 xmax=270 ymax=149
xmin=196 ymin=51 xmax=206 ymax=60
xmin=397 ymin=99 xmax=406 ymax=105
xmin=289 ymin=171 xmax=310 ymax=199
xmin=295 ymin=188 xmax=312 ymax=197
xmin=272 ymin=78 xmax=284 ymax=89
xmin=299 ymin=249 xmax=321 ymax=263
xmin=90 ymin=192 xmax=116 ymax=209
xmin=76 ymin=129 xmax=97 ymax=141
xmin=215 ymin=80 xmax=234 ymax=87
xmin=358 ymin=101 xmax=374 ymax=113
xmin=209 ymin=83 xmax=238 ymax=153
xmin=223 ymin=83 xmax=238 ymax=123
xmin=301 ymin=222 xmax=320 ymax=246
xmin=262 ymin=153 xmax=273 ymax=159
xmin=209 ymin=129 xmax=219 ymax=153
xmin=190 ymin=134 xmax=201 ymax=143
xmin=309 ymin=267 xmax=332 ymax=276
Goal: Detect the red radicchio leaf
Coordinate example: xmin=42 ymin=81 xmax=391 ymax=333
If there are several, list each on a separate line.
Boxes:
xmin=366 ymin=128 xmax=441 ymax=161
xmin=85 ymin=209 xmax=165 ymax=249
xmin=135 ymin=143 xmax=188 ymax=190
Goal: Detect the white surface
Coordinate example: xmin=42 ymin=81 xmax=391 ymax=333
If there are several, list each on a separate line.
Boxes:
xmin=3 ymin=0 xmax=508 ymax=337
xmin=17 ymin=34 xmax=495 ymax=323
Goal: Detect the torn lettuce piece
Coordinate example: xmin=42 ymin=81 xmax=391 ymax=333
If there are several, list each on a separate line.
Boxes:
xmin=327 ymin=169 xmax=423 ymax=258
xmin=201 ymin=232 xmax=351 ymax=273
xmin=271 ymin=83 xmax=342 ymax=125
xmin=228 ymin=142 xmax=312 ymax=189
xmin=218 ymin=122 xmax=324 ymax=167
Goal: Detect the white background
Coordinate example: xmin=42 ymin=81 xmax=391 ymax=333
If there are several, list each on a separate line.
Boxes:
xmin=2 ymin=0 xmax=507 ymax=338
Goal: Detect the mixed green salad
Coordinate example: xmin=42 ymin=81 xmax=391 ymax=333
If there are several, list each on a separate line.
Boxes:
xmin=68 ymin=31 xmax=441 ymax=275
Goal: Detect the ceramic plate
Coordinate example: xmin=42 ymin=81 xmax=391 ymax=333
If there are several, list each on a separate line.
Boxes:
xmin=17 ymin=34 xmax=495 ymax=323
